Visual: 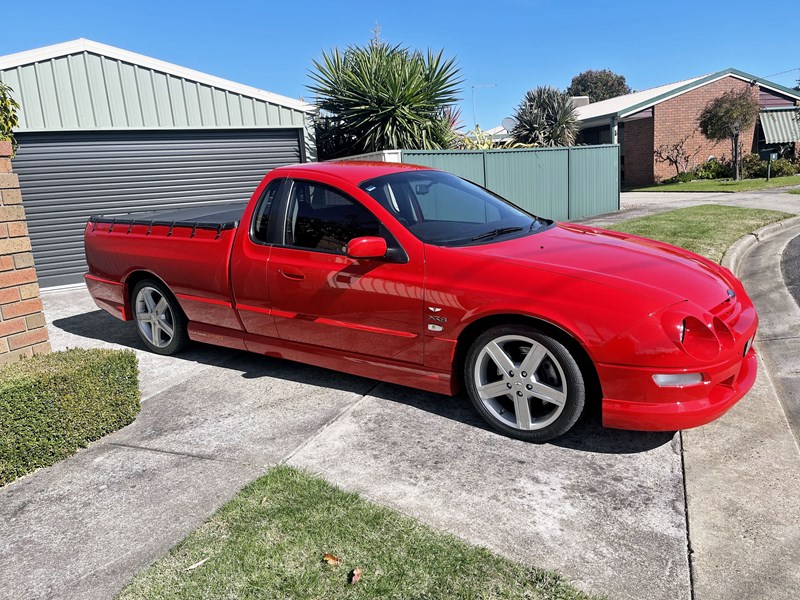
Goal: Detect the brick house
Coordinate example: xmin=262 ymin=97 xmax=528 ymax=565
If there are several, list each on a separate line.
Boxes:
xmin=575 ymin=68 xmax=800 ymax=186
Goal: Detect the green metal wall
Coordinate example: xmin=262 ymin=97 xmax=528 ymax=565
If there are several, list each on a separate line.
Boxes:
xmin=0 ymin=51 xmax=309 ymax=132
xmin=402 ymin=145 xmax=619 ymax=221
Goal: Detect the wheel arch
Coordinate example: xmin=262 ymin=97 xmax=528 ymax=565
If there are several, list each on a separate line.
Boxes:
xmin=123 ymin=270 xmax=185 ymax=320
xmin=452 ymin=313 xmax=603 ymax=406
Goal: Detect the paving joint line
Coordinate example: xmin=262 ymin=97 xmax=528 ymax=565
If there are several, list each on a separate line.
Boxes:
xmin=679 ymin=430 xmax=696 ymax=600
xmin=107 ymin=442 xmax=258 ymax=467
xmin=280 ymin=382 xmax=382 ymax=465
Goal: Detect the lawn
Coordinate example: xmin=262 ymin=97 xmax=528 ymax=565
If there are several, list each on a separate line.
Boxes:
xmin=607 ymin=204 xmax=792 ymax=263
xmin=118 ymin=466 xmax=595 ymax=600
xmin=789 ymin=189 xmax=800 ymax=195
xmin=627 ymin=174 xmax=800 ymax=193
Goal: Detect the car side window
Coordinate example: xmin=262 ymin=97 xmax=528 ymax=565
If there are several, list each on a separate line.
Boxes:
xmin=283 ymin=181 xmax=382 ymax=254
xmin=251 ymin=179 xmax=284 ymax=243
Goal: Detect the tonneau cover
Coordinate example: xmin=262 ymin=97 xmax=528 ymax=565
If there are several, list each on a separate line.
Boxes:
xmin=88 ymin=202 xmax=248 ymax=230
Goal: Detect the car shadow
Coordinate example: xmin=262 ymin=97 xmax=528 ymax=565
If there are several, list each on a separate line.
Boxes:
xmin=368 ymin=383 xmax=675 ymax=454
xmin=53 ymin=310 xmax=675 ymax=455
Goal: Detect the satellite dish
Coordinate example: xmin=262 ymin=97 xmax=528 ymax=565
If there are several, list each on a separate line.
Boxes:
xmin=501 ymin=117 xmax=517 ymax=132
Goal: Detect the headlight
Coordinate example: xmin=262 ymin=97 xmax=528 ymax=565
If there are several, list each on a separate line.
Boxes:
xmin=680 ymin=316 xmax=721 ymax=361
xmin=661 ymin=310 xmax=722 ymax=361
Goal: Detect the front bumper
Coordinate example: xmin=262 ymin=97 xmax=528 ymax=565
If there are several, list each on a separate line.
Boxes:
xmin=599 ymin=345 xmax=758 ymax=431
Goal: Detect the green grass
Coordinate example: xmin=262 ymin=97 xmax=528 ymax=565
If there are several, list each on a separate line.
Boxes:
xmin=628 ymin=174 xmax=800 ymax=193
xmin=118 ymin=466 xmax=596 ymax=600
xmin=788 ymin=189 xmax=800 ymax=195
xmin=0 ymin=348 xmax=140 ymax=486
xmin=608 ymin=204 xmax=792 ymax=263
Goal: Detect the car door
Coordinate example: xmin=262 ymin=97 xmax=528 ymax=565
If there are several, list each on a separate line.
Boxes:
xmin=230 ymin=177 xmax=286 ymax=339
xmin=266 ymin=177 xmax=425 ymax=364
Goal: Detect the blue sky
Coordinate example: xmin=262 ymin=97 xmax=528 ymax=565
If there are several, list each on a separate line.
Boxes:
xmin=3 ymin=0 xmax=799 ymax=130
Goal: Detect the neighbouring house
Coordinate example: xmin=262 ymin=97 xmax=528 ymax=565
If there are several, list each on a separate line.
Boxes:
xmin=0 ymin=39 xmax=315 ymax=287
xmin=574 ymin=68 xmax=800 ymax=186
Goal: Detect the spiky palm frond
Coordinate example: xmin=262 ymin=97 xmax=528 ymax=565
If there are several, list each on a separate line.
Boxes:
xmin=510 ymin=87 xmax=578 ymax=147
xmin=308 ymin=43 xmax=462 ymax=159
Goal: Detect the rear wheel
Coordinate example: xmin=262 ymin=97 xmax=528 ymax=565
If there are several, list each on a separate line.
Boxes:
xmin=131 ymin=279 xmax=189 ymax=355
xmin=464 ymin=324 xmax=585 ymax=442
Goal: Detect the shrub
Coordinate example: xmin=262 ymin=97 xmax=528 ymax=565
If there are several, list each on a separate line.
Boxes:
xmin=741 ymin=154 xmax=767 ymax=179
xmin=769 ymin=158 xmax=798 ymax=177
xmin=741 ymin=154 xmax=799 ymax=179
xmin=0 ymin=349 xmax=140 ymax=486
xmin=662 ymin=172 xmax=696 ymax=184
xmin=694 ymin=158 xmax=732 ymax=180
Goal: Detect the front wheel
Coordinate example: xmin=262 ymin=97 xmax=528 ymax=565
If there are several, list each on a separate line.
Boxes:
xmin=464 ymin=325 xmax=585 ymax=442
xmin=131 ymin=279 xmax=189 ymax=355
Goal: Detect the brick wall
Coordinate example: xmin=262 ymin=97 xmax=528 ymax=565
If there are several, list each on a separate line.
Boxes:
xmin=0 ymin=140 xmax=51 ymax=364
xmin=652 ymin=76 xmax=758 ymax=182
xmin=621 ymin=118 xmax=655 ymax=187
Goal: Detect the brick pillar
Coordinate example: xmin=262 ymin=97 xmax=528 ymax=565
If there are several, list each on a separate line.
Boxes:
xmin=0 ymin=140 xmax=51 ymax=364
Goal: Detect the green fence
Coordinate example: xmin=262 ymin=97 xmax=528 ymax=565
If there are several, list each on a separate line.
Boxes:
xmin=400 ymin=145 xmax=619 ymax=221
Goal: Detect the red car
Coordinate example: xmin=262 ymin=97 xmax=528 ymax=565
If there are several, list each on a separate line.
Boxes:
xmin=84 ymin=162 xmax=757 ymax=441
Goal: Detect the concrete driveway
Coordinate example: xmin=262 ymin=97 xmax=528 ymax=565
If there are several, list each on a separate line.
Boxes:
xmin=3 ymin=190 xmax=800 ymax=600
xmin=1 ymin=286 xmax=689 ymax=600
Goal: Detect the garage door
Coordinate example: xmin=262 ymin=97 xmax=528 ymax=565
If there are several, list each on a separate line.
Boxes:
xmin=12 ymin=129 xmax=302 ymax=287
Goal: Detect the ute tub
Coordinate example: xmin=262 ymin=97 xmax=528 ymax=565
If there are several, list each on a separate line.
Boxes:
xmin=84 ymin=202 xmax=248 ymax=328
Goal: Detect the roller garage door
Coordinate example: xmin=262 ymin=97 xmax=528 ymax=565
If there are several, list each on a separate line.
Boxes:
xmin=12 ymin=129 xmax=302 ymax=287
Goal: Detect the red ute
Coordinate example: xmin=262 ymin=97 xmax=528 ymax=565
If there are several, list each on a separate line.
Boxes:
xmin=84 ymin=162 xmax=758 ymax=441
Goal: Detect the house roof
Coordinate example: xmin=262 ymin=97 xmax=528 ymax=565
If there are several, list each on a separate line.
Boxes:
xmin=575 ymin=68 xmax=800 ymax=127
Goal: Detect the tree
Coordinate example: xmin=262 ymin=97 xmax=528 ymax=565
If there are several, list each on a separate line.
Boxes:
xmin=308 ymin=42 xmax=462 ymax=160
xmin=654 ymin=132 xmax=703 ymax=177
xmin=510 ymin=87 xmax=579 ymax=147
xmin=567 ymin=69 xmax=631 ymax=103
xmin=698 ymin=88 xmax=759 ymax=180
xmin=0 ymin=82 xmax=20 ymax=153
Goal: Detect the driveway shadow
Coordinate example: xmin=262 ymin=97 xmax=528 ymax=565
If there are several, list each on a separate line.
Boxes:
xmin=54 ymin=309 xmax=675 ymax=455
xmin=369 ymin=382 xmax=675 ymax=455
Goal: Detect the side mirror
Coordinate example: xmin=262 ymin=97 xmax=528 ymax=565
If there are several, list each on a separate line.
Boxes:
xmin=346 ymin=236 xmax=387 ymax=259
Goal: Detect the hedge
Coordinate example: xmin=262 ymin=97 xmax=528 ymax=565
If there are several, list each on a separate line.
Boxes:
xmin=0 ymin=348 xmax=140 ymax=486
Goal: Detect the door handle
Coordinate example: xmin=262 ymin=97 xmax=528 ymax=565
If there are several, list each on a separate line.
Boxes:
xmin=280 ymin=269 xmax=305 ymax=281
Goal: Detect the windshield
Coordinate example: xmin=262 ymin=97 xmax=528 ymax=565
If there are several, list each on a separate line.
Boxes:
xmin=359 ymin=170 xmax=550 ymax=246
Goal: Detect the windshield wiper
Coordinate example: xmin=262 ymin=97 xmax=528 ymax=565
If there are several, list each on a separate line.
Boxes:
xmin=471 ymin=227 xmax=523 ymax=241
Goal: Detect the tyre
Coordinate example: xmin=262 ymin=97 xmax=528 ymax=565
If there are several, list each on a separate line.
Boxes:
xmin=464 ymin=324 xmax=585 ymax=442
xmin=131 ymin=279 xmax=189 ymax=355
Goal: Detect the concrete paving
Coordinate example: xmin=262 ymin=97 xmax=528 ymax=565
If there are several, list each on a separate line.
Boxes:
xmin=683 ymin=218 xmax=800 ymax=600
xmin=3 ymin=190 xmax=800 ymax=600
xmin=0 ymin=286 xmax=691 ymax=600
xmin=287 ymin=385 xmax=688 ymax=600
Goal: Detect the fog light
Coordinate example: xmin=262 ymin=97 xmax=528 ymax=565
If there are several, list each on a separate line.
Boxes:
xmin=652 ymin=373 xmax=704 ymax=387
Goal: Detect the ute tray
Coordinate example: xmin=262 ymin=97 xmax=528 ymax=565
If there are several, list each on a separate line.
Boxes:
xmin=88 ymin=202 xmax=248 ymax=231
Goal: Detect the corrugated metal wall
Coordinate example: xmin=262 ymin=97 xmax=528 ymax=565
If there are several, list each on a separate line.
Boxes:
xmin=13 ymin=129 xmax=301 ymax=287
xmin=567 ymin=145 xmax=619 ymax=219
xmin=0 ymin=51 xmax=308 ymax=131
xmin=402 ymin=145 xmax=619 ymax=221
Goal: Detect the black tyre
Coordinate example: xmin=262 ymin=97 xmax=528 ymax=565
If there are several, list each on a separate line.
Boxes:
xmin=130 ymin=279 xmax=189 ymax=355
xmin=464 ymin=324 xmax=585 ymax=442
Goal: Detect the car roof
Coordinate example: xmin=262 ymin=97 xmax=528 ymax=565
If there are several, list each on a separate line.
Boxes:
xmin=274 ymin=160 xmax=435 ymax=185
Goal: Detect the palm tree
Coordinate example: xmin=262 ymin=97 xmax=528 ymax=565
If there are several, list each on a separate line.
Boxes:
xmin=510 ymin=87 xmax=578 ymax=147
xmin=308 ymin=42 xmax=462 ymax=159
